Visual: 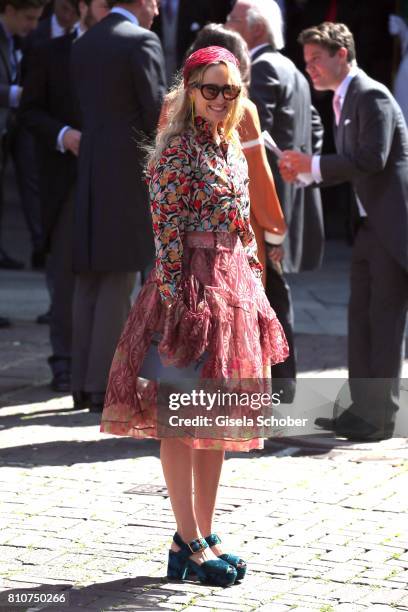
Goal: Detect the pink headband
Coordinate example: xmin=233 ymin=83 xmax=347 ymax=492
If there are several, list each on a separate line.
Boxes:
xmin=183 ymin=46 xmax=240 ymax=87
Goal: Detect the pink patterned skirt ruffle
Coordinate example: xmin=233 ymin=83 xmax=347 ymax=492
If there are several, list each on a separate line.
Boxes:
xmin=101 ymin=232 xmax=289 ymax=451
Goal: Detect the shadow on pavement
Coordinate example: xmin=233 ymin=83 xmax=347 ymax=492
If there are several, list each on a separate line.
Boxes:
xmin=0 ymin=385 xmax=66 ymax=409
xmin=0 ymin=404 xmax=102 ymax=430
xmin=0 ymin=575 xmax=190 ymax=611
xmin=262 ymin=434 xmax=344 ymax=457
xmin=0 ymin=438 xmax=160 ymax=467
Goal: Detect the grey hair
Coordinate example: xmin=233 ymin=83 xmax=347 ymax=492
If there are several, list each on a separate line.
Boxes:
xmin=246 ymin=0 xmax=284 ymax=50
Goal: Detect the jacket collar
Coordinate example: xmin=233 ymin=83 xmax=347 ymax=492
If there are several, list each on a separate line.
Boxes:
xmin=250 ymin=43 xmax=275 ymax=62
xmin=0 ymin=22 xmax=12 ymax=81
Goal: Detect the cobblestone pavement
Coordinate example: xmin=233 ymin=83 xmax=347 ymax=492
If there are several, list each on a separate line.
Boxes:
xmin=1 ymin=374 xmax=408 ymax=612
xmin=1 ymin=193 xmax=408 ymax=610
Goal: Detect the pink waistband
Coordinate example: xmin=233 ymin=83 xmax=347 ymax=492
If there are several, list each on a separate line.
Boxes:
xmin=184 ymin=231 xmax=239 ymax=250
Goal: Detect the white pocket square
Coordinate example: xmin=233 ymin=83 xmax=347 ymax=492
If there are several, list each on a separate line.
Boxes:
xmin=344 ymin=118 xmax=351 ymax=126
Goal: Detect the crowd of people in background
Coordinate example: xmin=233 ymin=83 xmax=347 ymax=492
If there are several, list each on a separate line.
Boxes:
xmin=0 ymin=0 xmax=407 ymax=442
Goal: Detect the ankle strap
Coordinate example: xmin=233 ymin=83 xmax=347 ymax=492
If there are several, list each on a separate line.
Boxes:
xmin=206 ymin=533 xmax=222 ymax=546
xmin=173 ymin=532 xmax=208 ymax=555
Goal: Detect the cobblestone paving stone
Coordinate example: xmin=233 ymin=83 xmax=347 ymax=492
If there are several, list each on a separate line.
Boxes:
xmin=0 ymin=386 xmax=407 ymax=612
xmin=1 ymin=234 xmax=408 ymax=612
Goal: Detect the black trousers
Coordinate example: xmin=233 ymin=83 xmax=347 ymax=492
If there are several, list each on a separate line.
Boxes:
xmin=71 ymin=271 xmax=136 ymax=394
xmin=347 ymin=220 xmax=408 ymax=426
xmin=0 ymin=124 xmax=42 ymax=252
xmin=47 ymin=190 xmax=75 ymax=376
xmin=265 ymin=264 xmax=297 ymax=400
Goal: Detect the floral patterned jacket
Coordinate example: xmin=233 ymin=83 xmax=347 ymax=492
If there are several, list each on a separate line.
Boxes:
xmin=148 ymin=116 xmax=263 ymax=300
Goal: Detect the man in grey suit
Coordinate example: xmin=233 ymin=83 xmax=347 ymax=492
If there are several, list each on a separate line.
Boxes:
xmin=71 ymin=0 xmax=166 ymax=411
xmin=282 ymin=22 xmax=408 ymax=440
xmin=227 ymin=0 xmax=325 ymax=403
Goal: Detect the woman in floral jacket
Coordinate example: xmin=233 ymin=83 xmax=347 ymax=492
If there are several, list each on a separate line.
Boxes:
xmin=101 ymin=46 xmax=288 ymax=587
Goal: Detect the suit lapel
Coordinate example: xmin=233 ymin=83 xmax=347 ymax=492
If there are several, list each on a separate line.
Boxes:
xmin=0 ymin=24 xmax=12 ymax=82
xmin=334 ymin=72 xmax=360 ymax=152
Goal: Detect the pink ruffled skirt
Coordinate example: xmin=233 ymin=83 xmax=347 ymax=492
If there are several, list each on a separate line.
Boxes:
xmin=101 ymin=232 xmax=289 ymax=450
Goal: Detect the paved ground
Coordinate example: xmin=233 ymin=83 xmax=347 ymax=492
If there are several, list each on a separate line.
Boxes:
xmin=0 ymin=179 xmax=408 ymax=611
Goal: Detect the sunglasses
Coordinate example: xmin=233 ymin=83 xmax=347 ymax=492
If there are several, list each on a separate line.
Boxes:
xmin=193 ymin=83 xmax=241 ymax=101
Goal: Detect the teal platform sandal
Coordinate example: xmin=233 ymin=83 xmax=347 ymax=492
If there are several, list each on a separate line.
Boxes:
xmin=167 ymin=532 xmax=237 ymax=587
xmin=205 ymin=533 xmax=247 ymax=581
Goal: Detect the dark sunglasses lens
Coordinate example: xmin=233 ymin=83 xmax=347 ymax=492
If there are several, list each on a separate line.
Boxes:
xmin=201 ymin=85 xmax=219 ymax=100
xmin=200 ymin=84 xmax=241 ymax=100
xmin=223 ymin=86 xmax=241 ymax=100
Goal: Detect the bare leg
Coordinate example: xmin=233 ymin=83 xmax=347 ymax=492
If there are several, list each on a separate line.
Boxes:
xmin=193 ymin=448 xmax=225 ymax=555
xmin=160 ymin=439 xmax=218 ymax=563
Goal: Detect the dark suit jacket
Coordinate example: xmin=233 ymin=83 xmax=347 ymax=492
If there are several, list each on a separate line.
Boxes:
xmin=0 ymin=24 xmax=16 ymax=137
xmin=71 ymin=13 xmax=166 ymax=273
xmin=320 ymin=69 xmax=408 ymax=272
xmin=20 ymin=33 xmax=79 ymax=245
xmin=250 ymin=45 xmax=324 ymax=273
xmin=152 ymin=0 xmax=234 ymax=69
xmin=25 ymin=17 xmax=52 ymax=49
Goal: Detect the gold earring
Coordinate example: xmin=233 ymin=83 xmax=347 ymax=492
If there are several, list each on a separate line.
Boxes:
xmin=190 ymin=98 xmax=195 ymax=126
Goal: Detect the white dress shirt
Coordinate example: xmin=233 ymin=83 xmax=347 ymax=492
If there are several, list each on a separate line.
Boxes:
xmin=110 ymin=7 xmax=139 ymax=26
xmin=51 ymin=13 xmax=78 ymax=38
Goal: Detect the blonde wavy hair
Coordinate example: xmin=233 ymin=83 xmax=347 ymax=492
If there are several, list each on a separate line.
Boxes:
xmin=148 ymin=60 xmax=244 ymax=168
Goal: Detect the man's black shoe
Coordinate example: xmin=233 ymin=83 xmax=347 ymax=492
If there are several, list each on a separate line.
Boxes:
xmin=315 ymin=411 xmax=395 ymax=441
xmin=89 ymin=402 xmax=104 ymax=413
xmin=0 ymin=316 xmax=11 ymax=328
xmin=73 ymin=391 xmax=90 ymax=410
xmin=51 ymin=371 xmax=71 ymax=393
xmin=89 ymin=392 xmax=105 ymax=413
xmin=36 ymin=310 xmax=51 ymax=325
xmin=314 ymin=416 xmax=336 ymax=430
xmin=0 ymin=248 xmax=24 ymax=270
xmin=336 ymin=407 xmax=395 ymax=441
xmin=335 ymin=417 xmax=395 ymax=442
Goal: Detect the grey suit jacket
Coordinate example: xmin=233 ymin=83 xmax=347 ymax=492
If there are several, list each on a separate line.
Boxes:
xmin=320 ymin=69 xmax=408 ymax=272
xmin=250 ymin=45 xmax=324 ymax=273
xmin=71 ymin=13 xmax=166 ymax=273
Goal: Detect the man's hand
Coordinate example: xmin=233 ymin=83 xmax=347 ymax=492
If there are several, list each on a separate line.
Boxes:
xmin=279 ymin=151 xmax=313 ymax=183
xmin=63 ymin=129 xmax=81 ymax=156
xmin=266 ymin=244 xmax=284 ymax=264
